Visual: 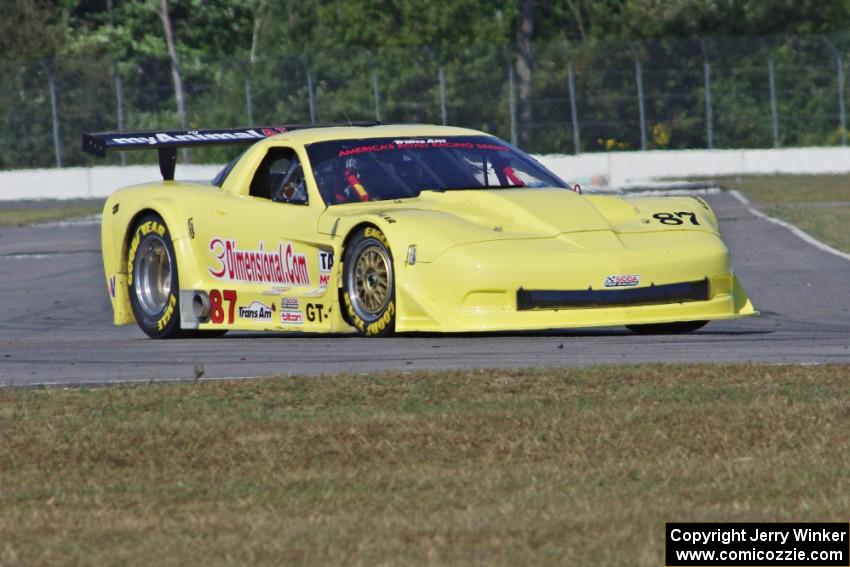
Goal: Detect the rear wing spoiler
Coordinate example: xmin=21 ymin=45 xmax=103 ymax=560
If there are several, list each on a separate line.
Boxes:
xmin=82 ymin=122 xmax=380 ymax=180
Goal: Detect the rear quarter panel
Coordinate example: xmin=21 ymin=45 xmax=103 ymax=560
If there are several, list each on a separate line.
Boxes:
xmin=101 ymin=182 xmax=220 ymax=325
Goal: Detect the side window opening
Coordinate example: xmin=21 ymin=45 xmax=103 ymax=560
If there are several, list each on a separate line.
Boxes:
xmin=273 ymin=159 xmax=307 ymax=204
xmin=249 ymin=148 xmax=307 ymax=205
xmin=212 ymin=149 xmax=246 ymax=187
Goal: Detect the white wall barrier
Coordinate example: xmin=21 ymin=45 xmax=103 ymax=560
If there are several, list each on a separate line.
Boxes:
xmin=0 ymin=165 xmax=222 ymax=201
xmin=2 ymin=146 xmax=850 ymax=201
xmin=537 ymin=146 xmax=850 ymax=187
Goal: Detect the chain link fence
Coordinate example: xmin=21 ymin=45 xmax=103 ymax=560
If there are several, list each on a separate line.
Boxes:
xmin=2 ymin=33 xmax=850 ymax=170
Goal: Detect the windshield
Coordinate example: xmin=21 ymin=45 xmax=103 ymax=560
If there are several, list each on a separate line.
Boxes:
xmin=305 ymin=135 xmax=568 ymax=205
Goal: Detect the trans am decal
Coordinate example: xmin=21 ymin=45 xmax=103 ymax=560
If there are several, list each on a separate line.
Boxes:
xmin=238 ymin=300 xmax=275 ymax=322
xmin=208 ymin=238 xmax=310 ymax=286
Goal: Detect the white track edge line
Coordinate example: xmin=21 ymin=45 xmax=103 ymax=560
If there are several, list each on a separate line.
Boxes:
xmin=728 ymin=189 xmax=850 ymax=263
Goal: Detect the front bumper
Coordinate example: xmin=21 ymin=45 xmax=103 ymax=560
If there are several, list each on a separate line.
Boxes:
xmin=393 ymin=230 xmax=756 ymax=332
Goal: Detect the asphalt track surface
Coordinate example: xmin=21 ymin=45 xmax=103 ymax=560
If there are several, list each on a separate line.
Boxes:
xmin=1 ymin=191 xmax=848 ymax=386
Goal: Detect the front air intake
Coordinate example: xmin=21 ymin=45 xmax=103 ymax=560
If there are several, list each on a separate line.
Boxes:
xmin=516 ymin=278 xmax=710 ymax=311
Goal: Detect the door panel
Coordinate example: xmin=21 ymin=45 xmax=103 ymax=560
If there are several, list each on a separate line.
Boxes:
xmin=190 ymin=147 xmax=336 ymax=332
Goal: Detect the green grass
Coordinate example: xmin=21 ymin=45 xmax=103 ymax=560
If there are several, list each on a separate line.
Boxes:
xmin=2 ymin=364 xmax=850 ymax=566
xmin=720 ymin=174 xmax=850 ymax=205
xmin=765 ymin=205 xmax=850 ymax=252
xmin=719 ymin=175 xmax=850 ymax=252
xmin=0 ymin=205 xmax=101 ymax=227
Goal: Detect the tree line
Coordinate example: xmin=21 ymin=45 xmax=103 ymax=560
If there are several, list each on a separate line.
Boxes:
xmin=3 ymin=0 xmax=850 ymax=168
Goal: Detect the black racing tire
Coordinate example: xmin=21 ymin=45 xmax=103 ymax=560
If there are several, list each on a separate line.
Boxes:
xmin=126 ymin=214 xmax=184 ymax=339
xmin=626 ymin=320 xmax=709 ymax=334
xmin=341 ymin=227 xmax=396 ymax=337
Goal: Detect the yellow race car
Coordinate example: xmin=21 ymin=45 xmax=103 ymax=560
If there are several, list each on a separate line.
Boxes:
xmin=84 ymin=123 xmax=755 ymax=338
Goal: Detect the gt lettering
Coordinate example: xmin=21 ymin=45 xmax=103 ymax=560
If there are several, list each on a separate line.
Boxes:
xmin=209 ymin=289 xmax=238 ymax=324
xmin=306 ymin=303 xmax=326 ymax=323
xmin=652 ymin=211 xmax=700 ymax=226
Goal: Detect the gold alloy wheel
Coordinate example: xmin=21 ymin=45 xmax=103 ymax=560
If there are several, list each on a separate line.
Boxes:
xmin=348 ymin=243 xmax=393 ymax=321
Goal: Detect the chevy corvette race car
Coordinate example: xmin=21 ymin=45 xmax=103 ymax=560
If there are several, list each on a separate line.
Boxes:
xmin=83 ymin=123 xmax=755 ymax=338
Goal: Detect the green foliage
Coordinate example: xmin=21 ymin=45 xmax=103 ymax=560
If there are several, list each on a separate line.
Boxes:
xmin=4 ymin=0 xmax=850 ymax=168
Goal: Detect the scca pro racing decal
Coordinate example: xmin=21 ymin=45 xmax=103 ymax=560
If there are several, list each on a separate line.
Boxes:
xmin=280 ymin=296 xmax=303 ymax=325
xmin=208 ymin=238 xmax=311 ymax=286
xmin=238 ymin=300 xmax=275 ymax=322
xmin=604 ymin=274 xmax=640 ymax=288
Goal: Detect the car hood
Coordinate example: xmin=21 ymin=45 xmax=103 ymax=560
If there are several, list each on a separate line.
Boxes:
xmin=319 ymin=188 xmax=719 ymax=262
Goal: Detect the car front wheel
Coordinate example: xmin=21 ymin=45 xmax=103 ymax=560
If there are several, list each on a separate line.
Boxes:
xmin=342 ymin=227 xmax=396 ymax=336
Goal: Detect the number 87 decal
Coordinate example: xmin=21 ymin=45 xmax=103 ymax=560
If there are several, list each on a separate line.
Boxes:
xmin=210 ymin=289 xmax=237 ymax=324
xmin=652 ymin=211 xmax=700 ymax=226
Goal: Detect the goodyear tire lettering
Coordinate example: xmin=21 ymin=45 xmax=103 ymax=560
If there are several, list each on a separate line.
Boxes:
xmin=127 ymin=215 xmax=183 ymax=339
xmin=342 ymin=226 xmax=395 ymax=337
xmin=156 ymin=294 xmax=178 ymax=331
xmin=366 ymin=302 xmax=395 ymax=335
xmin=127 ymin=220 xmax=166 ymax=278
xmin=364 ymin=226 xmax=389 ymax=247
xmin=127 ymin=234 xmax=140 ymax=276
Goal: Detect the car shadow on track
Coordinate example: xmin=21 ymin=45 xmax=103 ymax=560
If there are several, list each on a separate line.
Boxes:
xmin=210 ymin=326 xmax=773 ymax=340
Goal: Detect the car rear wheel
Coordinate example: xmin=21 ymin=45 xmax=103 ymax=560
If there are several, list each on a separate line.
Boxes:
xmin=626 ymin=320 xmax=709 ymax=334
xmin=126 ymin=214 xmax=184 ymax=339
xmin=342 ymin=227 xmax=395 ymax=336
